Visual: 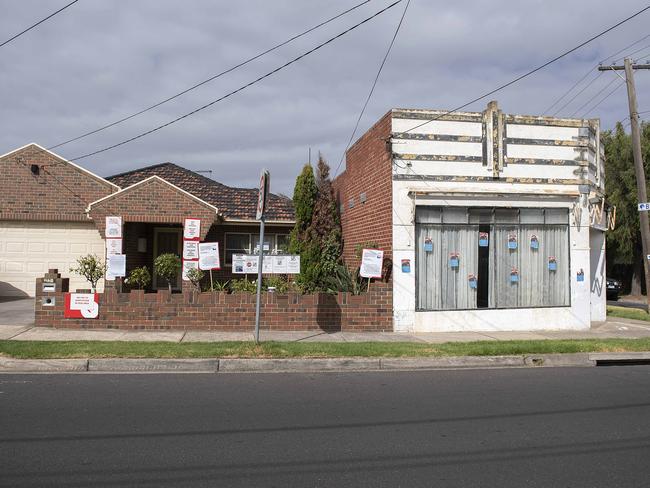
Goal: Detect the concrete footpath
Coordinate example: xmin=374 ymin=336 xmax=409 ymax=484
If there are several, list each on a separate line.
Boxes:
xmin=2 ymin=316 xmax=650 ymax=343
xmin=1 ymin=317 xmax=650 ymax=373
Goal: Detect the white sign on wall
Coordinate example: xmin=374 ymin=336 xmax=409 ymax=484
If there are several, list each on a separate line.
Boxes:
xmin=105 ymin=216 xmax=122 ymax=238
xmin=183 ymin=240 xmax=199 ymax=260
xmin=106 ymin=254 xmax=126 ymax=280
xmin=272 ymin=255 xmax=288 ymax=274
xmin=360 ymin=248 xmax=384 ymax=278
xmin=198 ymin=242 xmax=221 ymax=270
xmin=183 ymin=218 xmax=201 ymax=240
xmin=287 ymin=255 xmax=300 ymax=274
xmin=106 ymin=238 xmax=122 ymax=256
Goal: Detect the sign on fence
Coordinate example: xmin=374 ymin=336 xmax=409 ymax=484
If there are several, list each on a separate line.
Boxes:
xmin=360 ymin=248 xmax=384 ymax=278
xmin=232 ymin=254 xmax=301 ymax=274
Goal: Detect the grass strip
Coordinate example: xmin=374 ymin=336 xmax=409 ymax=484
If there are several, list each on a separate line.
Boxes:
xmin=1 ymin=338 xmax=650 ymax=359
xmin=607 ymin=305 xmax=650 ymax=322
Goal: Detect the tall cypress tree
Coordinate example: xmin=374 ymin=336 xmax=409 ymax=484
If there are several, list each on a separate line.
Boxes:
xmin=289 ymin=164 xmax=317 ymax=255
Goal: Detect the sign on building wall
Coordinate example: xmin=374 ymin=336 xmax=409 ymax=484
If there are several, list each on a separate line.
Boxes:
xmin=360 ymin=248 xmax=384 ymax=278
xmin=183 ymin=218 xmax=201 ymax=240
xmin=64 ymin=293 xmax=99 ymax=319
xmin=106 ymin=238 xmax=122 ymax=255
xmin=105 ymin=216 xmax=122 ymax=238
xmin=182 ymin=260 xmax=199 ymax=281
xmin=183 ymin=240 xmax=199 ymax=260
xmin=106 ymin=254 xmax=126 ymax=280
xmin=198 ymin=242 xmax=221 ymax=270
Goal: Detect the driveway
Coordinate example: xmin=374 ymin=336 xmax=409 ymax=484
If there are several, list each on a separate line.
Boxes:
xmin=0 ymin=297 xmax=35 ymax=326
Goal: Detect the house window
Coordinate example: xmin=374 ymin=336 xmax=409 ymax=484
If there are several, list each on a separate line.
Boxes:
xmin=415 ymin=207 xmax=570 ymax=311
xmin=224 ymin=232 xmax=290 ymax=265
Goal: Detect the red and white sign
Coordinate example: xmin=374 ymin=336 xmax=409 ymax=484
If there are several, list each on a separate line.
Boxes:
xmin=256 ymin=170 xmax=270 ymax=220
xmin=360 ymin=248 xmax=384 ymax=278
xmin=198 ymin=242 xmax=221 ymax=270
xmin=183 ymin=218 xmax=201 ymax=240
xmin=64 ymin=293 xmax=99 ymax=319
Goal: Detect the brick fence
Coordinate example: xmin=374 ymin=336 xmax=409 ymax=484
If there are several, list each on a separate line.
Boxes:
xmin=35 ymin=270 xmax=393 ymax=332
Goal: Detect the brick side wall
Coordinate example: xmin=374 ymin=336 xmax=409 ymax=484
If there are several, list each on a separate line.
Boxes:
xmin=88 ymin=177 xmax=218 ymax=239
xmin=35 ymin=273 xmax=392 ymax=332
xmin=332 ymin=111 xmax=393 ymax=266
xmin=0 ymin=144 xmax=116 ymax=221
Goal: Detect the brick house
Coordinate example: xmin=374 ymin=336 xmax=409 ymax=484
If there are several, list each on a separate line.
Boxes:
xmin=333 ymin=101 xmax=611 ymax=333
xmin=0 ymin=143 xmax=294 ymax=297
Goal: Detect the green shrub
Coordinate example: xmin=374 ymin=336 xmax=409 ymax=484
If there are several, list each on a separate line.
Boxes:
xmin=264 ymin=275 xmax=289 ymax=294
xmin=325 ymin=264 xmax=367 ymax=295
xmin=210 ymin=280 xmax=230 ymax=292
xmin=125 ymin=266 xmax=151 ymax=290
xmin=69 ymin=254 xmax=105 ymax=291
xmin=230 ymin=278 xmax=257 ymax=294
xmin=186 ymin=267 xmax=205 ymax=291
xmin=154 ymin=253 xmax=181 ymax=292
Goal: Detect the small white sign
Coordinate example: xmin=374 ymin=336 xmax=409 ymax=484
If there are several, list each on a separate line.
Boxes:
xmin=198 ymin=242 xmax=221 ymax=270
xmin=106 ymin=238 xmax=122 ymax=256
xmin=272 ymin=255 xmax=288 ymax=274
xmin=232 ymin=253 xmax=246 ymax=274
xmin=262 ymin=256 xmax=273 ymax=274
xmin=182 ymin=260 xmax=199 ymax=280
xmin=66 ymin=293 xmax=99 ymax=319
xmin=360 ymin=248 xmax=384 ymax=278
xmin=243 ymin=255 xmax=259 ymax=274
xmin=106 ymin=254 xmax=126 ymax=280
xmin=105 ymin=216 xmax=122 ymax=238
xmin=287 ymin=255 xmax=301 ymax=274
xmin=183 ymin=218 xmax=201 ymax=240
xmin=183 ymin=240 xmax=199 ymax=260
xmin=639 ymin=203 xmax=650 ymax=211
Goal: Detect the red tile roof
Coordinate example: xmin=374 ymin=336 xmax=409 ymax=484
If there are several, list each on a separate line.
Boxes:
xmin=106 ymin=163 xmax=294 ymax=222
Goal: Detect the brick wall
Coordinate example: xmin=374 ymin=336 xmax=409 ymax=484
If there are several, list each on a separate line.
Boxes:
xmin=88 ymin=177 xmax=218 ymax=239
xmin=35 ymin=271 xmax=392 ymax=332
xmin=0 ymin=144 xmax=116 ymax=221
xmin=332 ymin=111 xmax=393 ymax=266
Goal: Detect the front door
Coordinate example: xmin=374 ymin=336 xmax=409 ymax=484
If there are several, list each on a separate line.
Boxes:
xmin=153 ymin=227 xmax=182 ymax=290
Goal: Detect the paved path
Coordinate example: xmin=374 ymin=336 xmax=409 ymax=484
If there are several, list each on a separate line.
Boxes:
xmin=2 ymin=367 xmax=650 ymax=487
xmin=1 ymin=317 xmax=650 ymax=343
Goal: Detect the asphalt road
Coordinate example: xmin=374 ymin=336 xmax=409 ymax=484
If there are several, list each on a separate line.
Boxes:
xmin=1 ymin=367 xmax=650 ymax=487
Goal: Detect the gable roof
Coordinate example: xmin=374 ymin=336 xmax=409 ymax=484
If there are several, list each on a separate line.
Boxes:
xmin=1 ymin=143 xmax=119 ymax=191
xmin=106 ymin=162 xmax=294 ymax=222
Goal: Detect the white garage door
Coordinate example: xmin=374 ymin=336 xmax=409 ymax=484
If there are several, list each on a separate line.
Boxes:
xmin=0 ymin=221 xmax=105 ymax=297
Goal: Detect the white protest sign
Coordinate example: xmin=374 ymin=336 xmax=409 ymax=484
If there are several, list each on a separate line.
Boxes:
xmin=183 ymin=218 xmax=201 ymax=240
xmin=182 ymin=260 xmax=199 ymax=280
xmin=106 ymin=254 xmax=126 ymax=280
xmin=272 ymin=255 xmax=288 ymax=274
xmin=232 ymin=254 xmax=246 ymax=274
xmin=183 ymin=240 xmax=199 ymax=260
xmin=243 ymin=255 xmax=259 ymax=274
xmin=106 ymin=238 xmax=122 ymax=256
xmin=262 ymin=256 xmax=273 ymax=274
xmin=198 ymin=242 xmax=220 ymax=270
xmin=287 ymin=255 xmax=301 ymax=274
xmin=360 ymin=248 xmax=384 ymax=278
xmin=105 ymin=216 xmax=122 ymax=238
xmin=65 ymin=293 xmax=99 ymax=319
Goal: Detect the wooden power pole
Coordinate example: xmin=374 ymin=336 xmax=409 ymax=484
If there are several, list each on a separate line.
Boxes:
xmin=599 ymin=59 xmax=650 ymax=310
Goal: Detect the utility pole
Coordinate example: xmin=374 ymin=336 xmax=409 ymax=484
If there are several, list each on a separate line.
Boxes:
xmin=599 ymin=59 xmax=650 ymax=310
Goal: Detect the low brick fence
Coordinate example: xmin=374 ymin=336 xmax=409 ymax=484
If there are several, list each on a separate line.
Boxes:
xmin=35 ymin=270 xmax=392 ymax=332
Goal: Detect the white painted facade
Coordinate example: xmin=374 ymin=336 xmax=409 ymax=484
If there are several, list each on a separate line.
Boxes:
xmin=390 ymin=102 xmax=609 ymax=332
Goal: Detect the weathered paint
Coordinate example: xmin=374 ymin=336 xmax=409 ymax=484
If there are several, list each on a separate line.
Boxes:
xmin=386 ymin=101 xmax=605 ymax=333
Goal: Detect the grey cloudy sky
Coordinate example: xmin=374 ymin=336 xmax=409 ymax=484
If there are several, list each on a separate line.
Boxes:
xmin=2 ymin=0 xmax=650 ymax=195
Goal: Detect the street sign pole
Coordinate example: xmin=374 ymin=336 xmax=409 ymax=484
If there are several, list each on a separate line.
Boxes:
xmin=254 ymin=217 xmax=265 ymax=343
xmin=254 ymin=170 xmax=269 ymax=344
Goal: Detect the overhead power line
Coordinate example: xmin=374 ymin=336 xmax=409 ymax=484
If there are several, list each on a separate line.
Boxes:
xmin=543 ymin=33 xmax=650 ymax=115
xmin=580 ymin=80 xmax=626 ymax=117
xmin=333 ymin=0 xmax=411 ymax=177
xmin=68 ymin=0 xmax=403 ymax=162
xmin=0 ymin=0 xmax=80 ymax=50
xmin=569 ymin=76 xmax=618 ymax=116
xmin=402 ymin=5 xmax=650 ymax=134
xmin=551 ymin=71 xmax=603 ymax=117
xmin=48 ymin=0 xmax=373 ymax=150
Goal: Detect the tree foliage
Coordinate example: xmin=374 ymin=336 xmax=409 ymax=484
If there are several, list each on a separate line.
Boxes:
xmin=603 ymin=121 xmax=650 ymax=294
xmin=154 ymin=253 xmax=181 ymax=292
xmin=69 ymin=254 xmax=105 ymax=291
xmin=288 ymin=155 xmax=343 ymax=292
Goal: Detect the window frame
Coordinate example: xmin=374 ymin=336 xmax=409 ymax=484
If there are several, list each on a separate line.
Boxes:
xmin=224 ymin=232 xmax=290 ymax=266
